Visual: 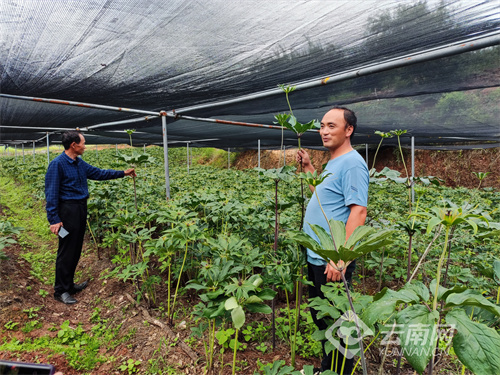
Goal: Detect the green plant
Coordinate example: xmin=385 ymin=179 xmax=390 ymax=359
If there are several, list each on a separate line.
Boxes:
xmin=370 ymin=130 xmax=394 ymax=173
xmin=224 ymin=274 xmax=276 ymax=375
xmin=4 ymin=321 xmax=19 ymax=330
xmin=38 ymin=289 xmax=48 ymax=298
xmin=0 ymin=220 xmax=24 ymax=259
xmin=363 ymin=203 xmax=499 ymax=375
xmin=119 ymin=358 xmax=142 ymax=374
xmin=472 ymin=171 xmax=491 ymax=189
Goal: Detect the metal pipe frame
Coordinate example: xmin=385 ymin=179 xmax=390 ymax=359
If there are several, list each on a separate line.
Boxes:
xmin=172 ymin=32 xmax=500 ymax=115
xmin=161 ymin=113 xmax=171 ymax=199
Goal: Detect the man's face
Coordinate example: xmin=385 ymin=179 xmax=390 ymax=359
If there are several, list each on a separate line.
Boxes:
xmin=319 ymin=109 xmax=353 ymax=150
xmin=71 ymin=134 xmax=86 ymax=156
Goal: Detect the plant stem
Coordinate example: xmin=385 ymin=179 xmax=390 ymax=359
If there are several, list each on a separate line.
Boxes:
xmin=378 ymin=250 xmax=384 ymax=292
xmin=170 ymin=242 xmax=189 ymax=325
xmin=133 ymin=176 xmax=138 ymax=210
xmin=167 ymin=264 xmax=171 ymax=321
xmin=408 ymin=225 xmax=442 ymax=283
xmin=291 ymin=279 xmax=300 ymax=367
xmin=379 ymin=321 xmax=397 ymax=375
xmin=286 ymin=91 xmax=294 ymax=117
xmin=232 ymin=328 xmax=239 ymax=375
xmin=272 ymin=179 xmax=278 ymax=350
xmin=209 ymin=319 xmax=216 ymax=371
xmin=340 ymin=272 xmax=368 ymax=375
xmin=86 ymin=219 xmax=100 ymax=259
xmin=274 ymin=180 xmax=279 ymax=253
xmin=442 ymin=227 xmax=456 ymax=289
xmin=371 ymin=138 xmax=384 ymax=171
xmin=396 ymin=134 xmax=409 ymax=182
xmin=433 ymin=226 xmax=451 ymax=311
xmin=299 ymin=154 xmax=305 ymax=231
xmin=315 ymin=189 xmax=338 ymax=252
xmin=285 ymin=289 xmax=292 ymax=341
xmin=406 ymin=234 xmax=413 ymax=282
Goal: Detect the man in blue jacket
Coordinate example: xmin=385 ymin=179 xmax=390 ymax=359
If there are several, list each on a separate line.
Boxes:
xmin=297 ymin=107 xmax=369 ymax=374
xmin=45 ymin=131 xmax=136 ymax=304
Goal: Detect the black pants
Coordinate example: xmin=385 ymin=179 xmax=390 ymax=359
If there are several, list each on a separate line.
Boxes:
xmin=54 ymin=200 xmax=87 ymax=295
xmin=308 ymin=262 xmax=354 ymax=375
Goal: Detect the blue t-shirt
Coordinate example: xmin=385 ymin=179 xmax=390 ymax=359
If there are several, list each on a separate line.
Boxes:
xmin=303 ymin=149 xmax=369 ymax=265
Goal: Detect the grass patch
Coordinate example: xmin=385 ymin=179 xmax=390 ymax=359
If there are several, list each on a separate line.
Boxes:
xmin=0 ymin=317 xmax=128 ymax=372
xmin=0 ymin=177 xmax=56 ymax=284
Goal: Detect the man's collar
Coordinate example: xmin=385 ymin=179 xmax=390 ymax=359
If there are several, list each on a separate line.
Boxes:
xmin=62 ymin=151 xmax=79 ymax=163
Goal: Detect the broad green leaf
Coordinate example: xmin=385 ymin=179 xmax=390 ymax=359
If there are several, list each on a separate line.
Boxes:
xmin=396 ymin=305 xmax=438 ymax=374
xmin=494 ymin=259 xmax=500 ymax=285
xmin=288 ymin=230 xmax=322 ymax=252
xmin=309 ymin=223 xmax=335 ymax=251
xmin=446 ymin=309 xmax=500 ymax=375
xmin=185 ymin=282 xmax=207 ymax=291
xmin=328 ymin=219 xmax=346 ymax=247
xmin=402 ymin=281 xmax=429 ymax=302
xmin=361 ymin=286 xmax=422 ymax=330
xmin=209 ymin=302 xmax=226 ymax=319
xmin=245 ymin=295 xmax=263 ymax=304
xmin=225 ymin=296 xmax=238 ymax=310
xmin=311 ymin=329 xmax=325 ymax=341
xmin=245 ymin=303 xmax=272 ymax=314
xmin=249 ymin=274 xmax=263 ymax=287
xmin=426 ymin=217 xmax=443 ymax=234
xmin=478 ymin=229 xmax=500 ymax=239
xmin=345 ymin=225 xmax=375 ymax=249
xmin=204 ymin=289 xmax=225 ymax=300
xmin=231 ymin=305 xmax=245 ymax=329
xmin=352 ymin=229 xmax=395 ymax=254
xmin=256 ymin=288 xmax=277 ymax=300
xmin=445 ymin=289 xmax=500 ymax=317
xmin=429 ymin=279 xmax=467 ymax=301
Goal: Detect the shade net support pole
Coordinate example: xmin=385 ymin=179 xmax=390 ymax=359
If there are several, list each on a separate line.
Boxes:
xmin=161 ymin=112 xmax=170 ymax=200
xmin=187 ymin=142 xmax=190 ymax=174
xmin=258 ymin=139 xmax=261 ymax=169
xmin=46 ymin=133 xmax=50 ymax=165
xmin=411 ymin=136 xmax=415 ymax=205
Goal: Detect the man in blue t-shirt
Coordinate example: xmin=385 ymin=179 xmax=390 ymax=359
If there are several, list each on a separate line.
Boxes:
xmin=45 ymin=131 xmax=136 ymax=305
xmin=296 ymin=107 xmax=369 ymax=374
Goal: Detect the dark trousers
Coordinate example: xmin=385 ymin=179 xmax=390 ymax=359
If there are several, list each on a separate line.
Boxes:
xmin=54 ymin=200 xmax=87 ymax=295
xmin=308 ymin=262 xmax=354 ymax=375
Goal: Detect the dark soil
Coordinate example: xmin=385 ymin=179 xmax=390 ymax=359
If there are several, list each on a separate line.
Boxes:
xmin=0 ymin=222 xmax=322 ymax=374
xmin=233 ymin=147 xmax=500 ymax=189
xmin=0 ymin=237 xmax=460 ymax=374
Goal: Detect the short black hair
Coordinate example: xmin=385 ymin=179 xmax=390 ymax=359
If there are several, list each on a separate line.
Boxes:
xmin=331 ymin=106 xmax=357 ymax=139
xmin=61 ymin=131 xmax=82 ymax=150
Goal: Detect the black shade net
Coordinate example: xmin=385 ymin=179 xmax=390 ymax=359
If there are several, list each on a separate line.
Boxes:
xmin=0 ymin=0 xmax=499 ymax=150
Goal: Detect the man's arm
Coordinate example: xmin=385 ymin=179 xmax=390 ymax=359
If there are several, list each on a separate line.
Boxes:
xmin=296 ymin=149 xmax=316 ymax=192
xmin=85 ymin=161 xmax=136 ymax=180
xmin=45 ymin=162 xmax=63 ymax=235
xmin=325 ymin=204 xmax=367 ymax=282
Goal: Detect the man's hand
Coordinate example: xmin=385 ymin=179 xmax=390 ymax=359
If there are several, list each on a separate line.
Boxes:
xmin=50 ymin=222 xmax=63 ymax=235
xmin=124 ymin=168 xmax=136 ymax=177
xmin=296 ymin=149 xmax=314 ymax=171
xmin=325 ymin=260 xmax=346 ymax=282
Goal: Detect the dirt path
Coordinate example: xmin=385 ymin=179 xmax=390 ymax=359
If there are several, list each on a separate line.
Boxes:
xmin=0 ymin=206 xmax=199 ymax=374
